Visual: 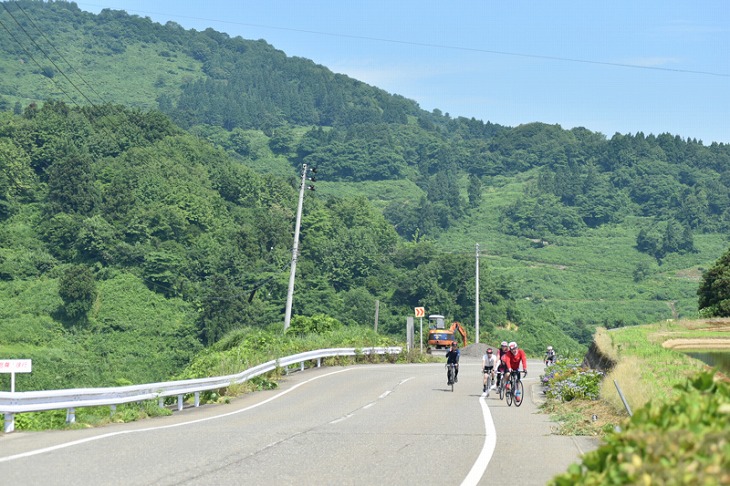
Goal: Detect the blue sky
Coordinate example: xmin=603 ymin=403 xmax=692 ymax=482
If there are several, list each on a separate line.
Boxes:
xmin=77 ymin=1 xmax=729 ymax=144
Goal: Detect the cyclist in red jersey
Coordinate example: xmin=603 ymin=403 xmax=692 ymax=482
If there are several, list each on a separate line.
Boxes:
xmin=501 ymin=341 xmax=527 ymax=389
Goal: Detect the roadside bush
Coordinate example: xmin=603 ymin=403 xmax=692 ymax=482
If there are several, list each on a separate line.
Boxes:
xmin=287 ymin=314 xmax=343 ymax=335
xmin=12 ymin=409 xmax=67 ymax=430
xmin=542 ymin=361 xmax=603 ymax=401
xmin=550 ymin=371 xmax=730 ymax=485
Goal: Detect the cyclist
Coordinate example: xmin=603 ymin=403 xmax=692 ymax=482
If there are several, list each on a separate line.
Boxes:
xmin=496 ymin=341 xmax=509 ymax=388
xmin=482 ymin=347 xmax=499 ymax=393
xmin=501 ymin=341 xmax=527 ymax=397
xmin=445 ymin=341 xmax=460 ymax=385
xmin=545 ymin=345 xmax=556 ymax=366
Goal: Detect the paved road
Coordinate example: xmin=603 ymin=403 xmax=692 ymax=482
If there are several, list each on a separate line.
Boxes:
xmin=0 ymin=358 xmax=598 ymax=485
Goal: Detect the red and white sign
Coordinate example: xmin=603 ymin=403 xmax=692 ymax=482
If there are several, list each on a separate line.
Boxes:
xmin=414 ymin=307 xmax=425 ymax=318
xmin=0 ymin=359 xmax=32 ymax=373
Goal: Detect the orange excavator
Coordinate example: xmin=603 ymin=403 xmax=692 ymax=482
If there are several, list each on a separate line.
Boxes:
xmin=427 ymin=314 xmax=467 ymax=349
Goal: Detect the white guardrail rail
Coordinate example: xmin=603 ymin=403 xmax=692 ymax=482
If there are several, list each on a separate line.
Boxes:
xmin=0 ymin=346 xmax=402 ymax=433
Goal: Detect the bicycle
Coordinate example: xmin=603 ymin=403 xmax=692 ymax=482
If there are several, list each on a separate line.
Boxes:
xmin=497 ymin=371 xmax=506 ymax=400
xmin=446 ymin=363 xmax=457 ymax=392
xmin=505 ymin=370 xmax=526 ymax=407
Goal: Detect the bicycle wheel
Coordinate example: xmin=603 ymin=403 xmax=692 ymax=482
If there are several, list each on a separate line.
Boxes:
xmin=506 ymin=378 xmax=513 ymax=406
xmin=448 ymin=366 xmax=454 ymax=392
xmin=514 ymin=379 xmax=525 ymax=407
xmin=498 ymin=377 xmax=505 ymax=400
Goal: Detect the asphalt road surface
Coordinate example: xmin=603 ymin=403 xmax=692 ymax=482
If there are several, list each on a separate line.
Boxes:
xmin=0 ymin=357 xmax=599 ymax=485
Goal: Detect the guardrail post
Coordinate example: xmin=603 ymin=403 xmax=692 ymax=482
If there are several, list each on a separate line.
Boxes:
xmin=300 ymin=361 xmax=305 ymax=372
xmin=194 ymin=392 xmax=200 ymax=407
xmin=66 ymin=408 xmax=76 ymax=424
xmin=177 ymin=395 xmax=183 ymax=411
xmin=4 ymin=412 xmax=14 ymax=433
xmin=613 ymin=380 xmax=633 ymax=417
xmin=158 ymin=397 xmax=164 ymax=408
xmin=317 ymin=358 xmax=321 ymax=368
xmin=110 ymin=404 xmax=116 ymax=417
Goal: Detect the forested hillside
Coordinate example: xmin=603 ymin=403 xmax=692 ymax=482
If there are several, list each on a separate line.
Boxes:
xmin=1 ymin=1 xmax=729 ymax=389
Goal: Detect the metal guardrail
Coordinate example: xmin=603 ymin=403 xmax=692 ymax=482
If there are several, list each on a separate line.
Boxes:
xmin=0 ymin=346 xmax=402 ymax=433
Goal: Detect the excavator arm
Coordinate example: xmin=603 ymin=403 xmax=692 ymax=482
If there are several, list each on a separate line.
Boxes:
xmin=449 ymin=321 xmax=468 ymax=347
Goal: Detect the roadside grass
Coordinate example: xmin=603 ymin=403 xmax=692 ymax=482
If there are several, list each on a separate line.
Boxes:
xmin=540 ymin=359 xmax=627 ymax=438
xmin=599 ymin=321 xmax=727 ymax=410
xmin=541 ymin=398 xmax=622 ymax=437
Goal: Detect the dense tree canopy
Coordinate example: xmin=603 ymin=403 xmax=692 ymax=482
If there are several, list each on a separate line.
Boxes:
xmin=698 ymin=248 xmax=730 ymax=317
xmin=1 ymin=1 xmax=729 ymax=389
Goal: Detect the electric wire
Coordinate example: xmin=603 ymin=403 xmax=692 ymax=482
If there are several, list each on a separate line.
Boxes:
xmin=0 ymin=14 xmax=79 ymax=108
xmin=1 ymin=4 xmax=718 ymax=309
xmin=0 ymin=2 xmax=98 ymax=109
xmin=13 ymin=0 xmax=109 ymax=105
xmin=76 ymin=4 xmax=729 ymax=78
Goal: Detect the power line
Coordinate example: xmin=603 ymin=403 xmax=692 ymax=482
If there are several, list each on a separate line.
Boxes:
xmin=13 ymin=1 xmax=108 ymax=105
xmin=76 ymin=4 xmax=729 ymax=78
xmin=431 ymin=244 xmax=707 ymax=283
xmin=0 ymin=2 xmax=96 ymax=108
xmin=0 ymin=16 xmax=78 ymax=107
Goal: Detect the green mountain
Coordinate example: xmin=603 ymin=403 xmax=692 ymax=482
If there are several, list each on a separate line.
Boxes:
xmin=1 ymin=1 xmax=729 ymax=389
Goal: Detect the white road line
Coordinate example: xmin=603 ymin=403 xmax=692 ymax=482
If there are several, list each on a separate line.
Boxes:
xmin=330 ymin=376 xmax=413 ymax=423
xmin=0 ymin=368 xmax=355 ymax=463
xmin=329 ymin=413 xmax=354 ymax=424
xmin=1 ymin=370 xmax=417 ymax=463
xmin=461 ymin=392 xmax=497 ymax=486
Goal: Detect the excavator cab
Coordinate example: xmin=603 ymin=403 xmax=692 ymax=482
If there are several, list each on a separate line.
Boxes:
xmin=426 ymin=315 xmax=467 ymax=349
xmin=427 ymin=315 xmax=452 ymax=349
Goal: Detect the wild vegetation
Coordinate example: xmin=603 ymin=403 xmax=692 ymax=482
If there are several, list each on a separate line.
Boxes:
xmin=548 ymin=370 xmax=729 ymax=485
xmin=540 ymin=320 xmax=729 ymax=484
xmin=0 ymin=1 xmax=729 ymax=398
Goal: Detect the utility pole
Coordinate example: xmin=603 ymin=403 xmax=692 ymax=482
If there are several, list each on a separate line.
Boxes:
xmin=374 ymin=300 xmax=380 ymax=332
xmin=475 ymin=243 xmax=480 ymax=343
xmin=284 ymin=164 xmax=314 ymax=331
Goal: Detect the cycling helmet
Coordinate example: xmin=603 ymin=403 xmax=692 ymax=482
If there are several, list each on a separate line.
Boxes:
xmin=547 ymin=345 xmax=553 ymax=351
xmin=486 ymin=348 xmax=493 ymax=353
xmin=508 ymin=341 xmax=517 ymax=350
xmin=500 ymin=341 xmax=508 ymax=347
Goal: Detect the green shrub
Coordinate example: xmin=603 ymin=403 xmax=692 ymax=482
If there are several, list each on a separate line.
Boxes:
xmin=111 ymin=401 xmax=172 ymax=423
xmin=542 ymin=361 xmax=603 ymax=401
xmin=287 ymin=314 xmax=343 ymax=335
xmin=13 ymin=409 xmax=67 ymax=430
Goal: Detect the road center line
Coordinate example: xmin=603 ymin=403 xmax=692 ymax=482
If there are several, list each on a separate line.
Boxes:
xmin=329 ymin=376 xmax=414 ymax=424
xmin=461 ymin=393 xmax=497 ymax=486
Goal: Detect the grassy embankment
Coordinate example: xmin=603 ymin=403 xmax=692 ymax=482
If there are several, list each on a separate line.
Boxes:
xmin=545 ymin=320 xmax=730 ymax=484
xmin=544 ymin=319 xmax=730 ymax=436
xmin=544 ymin=318 xmax=730 ymax=436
